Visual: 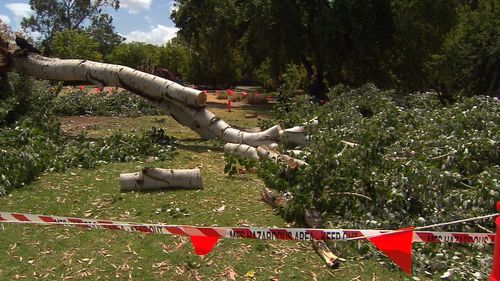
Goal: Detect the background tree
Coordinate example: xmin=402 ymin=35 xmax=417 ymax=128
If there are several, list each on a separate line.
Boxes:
xmin=21 ymin=0 xmax=121 ymax=55
xmin=431 ymin=0 xmax=500 ymax=96
xmin=172 ymin=0 xmax=244 ymax=87
xmin=157 ymin=38 xmax=191 ymax=81
xmin=106 ymin=42 xmax=160 ymax=69
xmin=389 ymin=0 xmax=460 ymax=94
xmin=87 ymin=14 xmax=124 ymax=58
xmin=51 ymin=29 xmax=103 ymax=61
xmin=238 ymin=0 xmax=395 ymax=91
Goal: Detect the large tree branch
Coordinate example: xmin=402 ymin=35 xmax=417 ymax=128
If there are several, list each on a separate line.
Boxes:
xmin=4 ymin=40 xmax=311 ymax=147
xmin=11 ymin=53 xmax=207 ymax=108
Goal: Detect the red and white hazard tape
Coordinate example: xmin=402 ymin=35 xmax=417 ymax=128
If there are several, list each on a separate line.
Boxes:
xmin=0 ymin=211 xmax=495 ymax=244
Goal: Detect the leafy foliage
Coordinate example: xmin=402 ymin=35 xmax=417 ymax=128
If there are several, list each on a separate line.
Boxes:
xmin=432 ymin=0 xmax=500 ymax=96
xmin=105 ymin=42 xmax=160 ymax=68
xmin=172 ymin=0 xmax=244 ymax=87
xmin=389 ymin=0 xmax=460 ymax=92
xmin=22 ymin=0 xmax=121 ymax=55
xmin=0 ymin=77 xmax=174 ymax=195
xmin=223 ymin=154 xmax=257 ymax=176
xmin=262 ymin=85 xmax=499 ymax=228
xmin=52 ymin=88 xmax=161 ymax=117
xmin=0 ymin=122 xmax=176 ymax=196
xmin=52 ymin=29 xmax=103 ymax=61
xmin=169 ymin=0 xmax=497 ymax=97
xmin=246 ymin=85 xmax=499 ymax=277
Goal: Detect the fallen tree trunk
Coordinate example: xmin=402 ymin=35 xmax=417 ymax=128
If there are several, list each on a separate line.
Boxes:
xmin=155 ymin=99 xmax=281 ymax=146
xmin=224 ymin=143 xmax=307 ymax=168
xmin=11 ymin=53 xmax=206 ymax=108
xmin=120 ymin=168 xmax=203 ymax=191
xmin=2 ymin=41 xmax=293 ymax=147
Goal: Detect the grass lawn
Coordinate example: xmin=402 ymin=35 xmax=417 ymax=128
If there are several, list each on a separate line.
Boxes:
xmin=0 ymin=104 xmax=416 ymax=280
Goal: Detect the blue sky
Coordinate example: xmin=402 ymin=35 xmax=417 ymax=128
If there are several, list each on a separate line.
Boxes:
xmin=0 ymin=0 xmax=179 ymax=45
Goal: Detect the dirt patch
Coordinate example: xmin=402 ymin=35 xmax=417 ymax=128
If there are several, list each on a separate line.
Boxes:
xmin=59 ymin=116 xmax=123 ymax=134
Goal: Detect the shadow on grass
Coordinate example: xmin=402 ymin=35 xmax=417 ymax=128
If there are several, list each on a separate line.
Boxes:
xmin=176 ymin=140 xmax=224 ymax=153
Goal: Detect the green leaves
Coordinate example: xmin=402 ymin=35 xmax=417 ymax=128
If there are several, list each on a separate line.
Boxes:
xmin=52 ymin=30 xmax=103 ymax=61
xmin=261 ymin=85 xmax=499 ymax=228
xmin=52 ymin=88 xmax=161 ymax=117
xmin=431 ymin=0 xmax=500 ymax=96
xmin=0 ymin=77 xmax=174 ymax=195
xmin=223 ymin=154 xmax=257 ymax=176
xmin=255 ymin=84 xmax=498 ymax=276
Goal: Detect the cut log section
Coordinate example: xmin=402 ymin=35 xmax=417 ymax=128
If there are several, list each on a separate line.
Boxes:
xmin=224 ymin=143 xmax=259 ymax=160
xmin=120 ymin=168 xmax=203 ymax=191
xmin=256 ymin=145 xmax=308 ymax=168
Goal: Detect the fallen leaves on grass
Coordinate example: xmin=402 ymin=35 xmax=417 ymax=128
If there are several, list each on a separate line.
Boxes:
xmin=215 ymin=205 xmax=225 ymax=213
xmin=221 ymin=266 xmax=238 ymax=280
xmin=245 ymin=270 xmax=256 ymax=280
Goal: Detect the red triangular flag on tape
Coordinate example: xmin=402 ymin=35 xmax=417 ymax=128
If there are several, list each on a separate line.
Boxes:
xmin=189 ymin=236 xmax=220 ymax=256
xmin=368 ymin=227 xmax=414 ymax=275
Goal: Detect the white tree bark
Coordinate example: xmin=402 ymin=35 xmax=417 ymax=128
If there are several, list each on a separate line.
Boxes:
xmin=278 ymin=117 xmax=319 ymax=146
xmin=120 ymin=168 xmax=203 ymax=191
xmin=224 ymin=143 xmax=307 ymax=168
xmin=256 ymin=145 xmax=308 ymax=168
xmin=11 ymin=54 xmax=207 ymax=108
xmin=279 ymin=126 xmax=310 ymax=146
xmin=8 ymin=52 xmax=287 ymax=147
xmin=223 ymin=143 xmax=260 ymax=160
xmin=155 ymin=99 xmax=281 ymax=146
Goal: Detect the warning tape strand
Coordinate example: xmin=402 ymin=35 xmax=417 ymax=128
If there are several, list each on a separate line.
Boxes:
xmin=0 ymin=211 xmax=495 ymax=244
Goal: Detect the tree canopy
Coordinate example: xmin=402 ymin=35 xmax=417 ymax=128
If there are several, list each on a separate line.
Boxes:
xmin=52 ymin=29 xmax=103 ymax=61
xmin=169 ymin=0 xmax=497 ymax=96
xmin=3 ymin=0 xmax=497 ymax=96
xmin=21 ymin=0 xmax=122 ymax=56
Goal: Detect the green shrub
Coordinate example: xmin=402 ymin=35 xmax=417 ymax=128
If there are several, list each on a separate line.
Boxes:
xmin=247 ymin=84 xmax=499 ymax=277
xmin=0 ymin=77 xmax=174 ymax=195
xmin=263 ymin=85 xmax=499 ymax=227
xmin=53 ymin=88 xmax=161 ymax=117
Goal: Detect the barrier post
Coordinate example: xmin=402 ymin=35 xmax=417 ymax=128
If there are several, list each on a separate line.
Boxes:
xmin=490 ymin=201 xmax=500 ymax=281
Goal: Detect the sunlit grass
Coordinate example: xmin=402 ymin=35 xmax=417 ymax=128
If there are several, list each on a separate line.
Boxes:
xmin=0 ymin=105 xmax=410 ymax=280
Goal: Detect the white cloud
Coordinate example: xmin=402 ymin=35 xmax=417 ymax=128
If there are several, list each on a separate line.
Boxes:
xmin=144 ymin=15 xmax=152 ymax=24
xmin=120 ymin=0 xmax=152 ymax=14
xmin=0 ymin=14 xmax=11 ymax=25
xmin=5 ymin=3 xmax=32 ymax=19
xmin=124 ymin=24 xmax=178 ymax=45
